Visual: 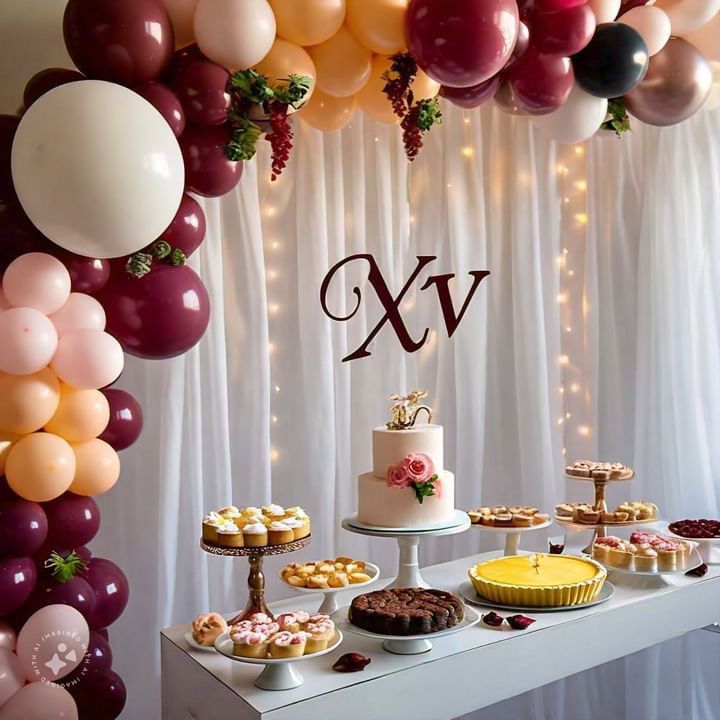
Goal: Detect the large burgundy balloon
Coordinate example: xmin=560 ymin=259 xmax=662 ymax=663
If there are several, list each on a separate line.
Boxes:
xmin=99 ymin=389 xmax=144 ymax=452
xmin=507 ymin=21 xmax=531 ymax=67
xmin=0 ymin=200 xmax=51 ymax=273
xmin=0 ymin=498 xmax=48 ymax=557
xmin=172 ymin=60 xmax=231 ymax=127
xmin=63 ymin=630 xmax=112 ymax=686
xmin=440 ymin=76 xmax=501 ymax=108
xmin=505 ymin=50 xmax=574 ymax=114
xmin=166 ymin=44 xmax=208 ymax=80
xmin=29 ymin=575 xmax=97 ymax=621
xmin=152 ymin=193 xmax=206 ymax=259
xmin=43 ymin=494 xmax=101 ymax=549
xmin=405 ymin=0 xmax=520 ymax=87
xmin=71 ymin=669 xmax=127 ymax=720
xmin=532 ymin=4 xmax=596 ymax=56
xmin=0 ymin=558 xmax=36 ymax=616
xmin=84 ymin=558 xmax=129 ymax=630
xmin=534 ymin=0 xmax=586 ymax=10
xmin=98 ymin=264 xmax=210 ymax=359
xmin=134 ymin=82 xmax=186 ymax=137
xmin=23 ymin=68 xmax=86 ymax=108
xmin=63 ymin=0 xmax=175 ymax=85
xmin=0 ymin=115 xmax=20 ymax=203
xmin=179 ymin=124 xmax=243 ymax=198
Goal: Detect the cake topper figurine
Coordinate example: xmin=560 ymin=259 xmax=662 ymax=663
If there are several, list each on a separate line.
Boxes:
xmin=529 ymin=554 xmax=541 ymax=575
xmin=386 ymin=390 xmax=433 ymax=430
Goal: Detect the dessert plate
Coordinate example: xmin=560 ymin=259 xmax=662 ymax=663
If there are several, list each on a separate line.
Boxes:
xmin=184 ymin=630 xmax=216 ymax=653
xmin=470 ymin=519 xmax=553 ymax=533
xmin=666 ymin=530 xmax=720 ymax=565
xmin=214 ymin=629 xmax=344 ymax=690
xmin=344 ymin=509 xmax=470 ymax=534
xmin=563 ymin=471 xmax=634 ymax=482
xmin=333 ymin=603 xmax=480 ymax=655
xmin=458 ymin=580 xmax=615 ymax=613
xmin=596 ymin=546 xmax=703 ymax=577
xmin=555 ymin=516 xmax=661 ymax=530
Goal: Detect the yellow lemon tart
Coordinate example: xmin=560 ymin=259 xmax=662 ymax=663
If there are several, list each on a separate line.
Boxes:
xmin=469 ymin=553 xmax=606 ymax=607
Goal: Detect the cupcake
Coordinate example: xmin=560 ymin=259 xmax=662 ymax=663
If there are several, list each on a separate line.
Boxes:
xmin=283 ymin=516 xmax=307 ymax=541
xmin=262 ymin=503 xmax=286 ymax=519
xmin=219 ymin=506 xmax=242 ymax=521
xmin=592 ymin=544 xmax=610 ymax=564
xmin=634 ymin=548 xmax=657 ymax=571
xmin=217 ymin=522 xmax=244 ymax=548
xmin=243 ymin=522 xmax=268 ymax=547
xmin=231 ymin=629 xmax=270 ymax=658
xmin=608 ymin=546 xmax=633 ymax=568
xmin=480 ymin=514 xmax=496 ymax=526
xmin=202 ymin=512 xmax=225 ymax=544
xmin=276 ymin=611 xmax=310 ymax=633
xmin=243 ymin=506 xmax=262 ymax=518
xmin=657 ymin=547 xmax=677 ymax=571
xmin=268 ymin=631 xmax=308 ymax=658
xmin=268 ymin=521 xmax=294 ymax=545
xmin=287 ymin=507 xmax=310 ymax=536
xmin=304 ymin=615 xmax=335 ymax=654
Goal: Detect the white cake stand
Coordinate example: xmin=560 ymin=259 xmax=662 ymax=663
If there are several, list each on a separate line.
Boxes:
xmin=333 ymin=604 xmax=480 ymax=655
xmin=470 ymin=518 xmax=553 ymax=556
xmin=214 ymin=630 xmax=343 ymax=690
xmin=341 ymin=510 xmax=471 ymax=588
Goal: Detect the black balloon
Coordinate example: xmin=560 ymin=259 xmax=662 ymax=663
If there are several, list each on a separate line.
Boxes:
xmin=572 ymin=23 xmax=649 ymax=98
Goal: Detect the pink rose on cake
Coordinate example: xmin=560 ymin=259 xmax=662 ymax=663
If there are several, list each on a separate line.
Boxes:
xmin=403 ymin=453 xmax=435 ymax=483
xmin=386 ymin=462 xmax=411 ymax=488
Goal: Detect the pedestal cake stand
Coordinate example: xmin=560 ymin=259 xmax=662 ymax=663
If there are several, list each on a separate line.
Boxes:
xmin=470 ymin=517 xmax=553 ymax=556
xmin=341 ymin=510 xmax=470 ymax=588
xmin=200 ymin=536 xmax=311 ymax=624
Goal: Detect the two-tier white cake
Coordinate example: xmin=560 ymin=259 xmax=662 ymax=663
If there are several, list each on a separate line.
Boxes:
xmin=357 ymin=392 xmax=455 ymax=528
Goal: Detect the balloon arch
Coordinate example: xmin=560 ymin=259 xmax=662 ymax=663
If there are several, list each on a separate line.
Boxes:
xmin=0 ymin=0 xmax=718 ymax=717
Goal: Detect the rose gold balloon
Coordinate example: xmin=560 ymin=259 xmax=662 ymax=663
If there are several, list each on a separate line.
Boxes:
xmin=0 ymin=622 xmax=16 ymax=653
xmin=683 ymin=13 xmax=720 ymax=61
xmin=70 ymin=439 xmax=121 ymax=496
xmin=269 ymin=0 xmax=346 ymax=46
xmin=655 ymin=0 xmax=720 ymax=35
xmin=299 ymin=90 xmax=356 ymax=130
xmin=307 ymin=27 xmax=372 ymax=97
xmin=346 ymin=0 xmax=408 ymax=55
xmin=624 ymin=37 xmax=712 ymax=125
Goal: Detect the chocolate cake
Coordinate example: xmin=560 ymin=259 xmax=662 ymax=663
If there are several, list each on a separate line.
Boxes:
xmin=349 ymin=587 xmax=465 ymax=635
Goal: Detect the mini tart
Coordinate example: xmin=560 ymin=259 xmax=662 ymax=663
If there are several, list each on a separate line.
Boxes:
xmin=231 ymin=630 xmax=270 ymax=658
xmin=268 ymin=631 xmax=307 ymax=658
xmin=216 ymin=522 xmax=244 ymax=548
xmin=242 ymin=522 xmax=268 ymax=547
xmin=607 ymin=547 xmax=633 ymax=568
xmin=592 ymin=544 xmax=610 ymax=563
xmin=262 ymin=503 xmax=286 ymax=519
xmin=267 ymin=521 xmax=294 ymax=545
xmin=304 ymin=616 xmax=335 ymax=654
xmin=634 ymin=549 xmax=657 ymax=571
xmin=469 ymin=554 xmax=606 ymax=608
xmin=657 ymin=548 xmax=677 ymax=571
xmin=202 ymin=512 xmax=225 ymax=544
xmin=219 ymin=506 xmax=242 ymax=520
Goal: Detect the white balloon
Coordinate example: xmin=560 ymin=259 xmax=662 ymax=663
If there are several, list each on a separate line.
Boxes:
xmin=588 ymin=0 xmax=621 ymax=23
xmin=11 ymin=81 xmax=185 ymax=260
xmin=531 ymin=84 xmax=609 ymax=144
xmin=655 ymin=0 xmax=720 ymax=35
xmin=704 ymin=61 xmax=720 ymax=110
xmin=619 ymin=6 xmax=672 ymax=55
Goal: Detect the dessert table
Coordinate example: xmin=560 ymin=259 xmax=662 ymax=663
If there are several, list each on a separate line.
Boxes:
xmin=161 ymin=550 xmax=720 ymax=720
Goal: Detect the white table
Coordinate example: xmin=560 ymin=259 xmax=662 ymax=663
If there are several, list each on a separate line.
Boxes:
xmin=161 ymin=551 xmax=720 ymax=720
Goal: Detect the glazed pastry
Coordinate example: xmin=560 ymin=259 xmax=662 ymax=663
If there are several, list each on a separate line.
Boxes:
xmin=269 ymin=631 xmax=308 ymax=658
xmin=491 ymin=506 xmax=508 ymax=515
xmin=307 ymin=574 xmax=330 ymax=589
xmin=468 ymin=511 xmax=483 ymax=524
xmin=267 ymin=521 xmax=294 ymax=545
xmin=600 ymin=512 xmax=616 ymax=523
xmin=634 ymin=548 xmax=657 ymax=571
xmin=513 ymin=514 xmax=533 ymax=528
xmin=494 ymin=513 xmax=513 ymax=527
xmin=231 ymin=629 xmax=270 ymax=658
xmin=304 ymin=615 xmax=335 ymax=654
xmin=192 ymin=612 xmax=228 ymax=646
xmin=243 ymin=522 xmax=268 ymax=547
xmin=555 ymin=504 xmax=574 ymax=518
xmin=281 ymin=558 xmax=372 ymax=588
xmin=216 ymin=522 xmax=244 ymax=548
xmin=202 ymin=512 xmax=225 ymax=544
xmin=481 ymin=514 xmax=496 ymax=526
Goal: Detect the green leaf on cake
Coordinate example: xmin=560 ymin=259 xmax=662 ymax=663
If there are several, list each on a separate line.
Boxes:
xmin=412 ymin=474 xmax=439 ymax=504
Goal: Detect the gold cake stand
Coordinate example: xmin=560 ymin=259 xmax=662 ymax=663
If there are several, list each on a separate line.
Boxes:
xmin=200 ymin=536 xmax=311 ymax=624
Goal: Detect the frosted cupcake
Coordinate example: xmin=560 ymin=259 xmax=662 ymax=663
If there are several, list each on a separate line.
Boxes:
xmin=283 ymin=516 xmax=307 ymax=541
xmin=243 ymin=506 xmax=263 ymax=518
xmin=276 ymin=611 xmax=310 ymax=633
xmin=243 ymin=522 xmax=268 ymax=547
xmin=268 ymin=521 xmax=294 ymax=545
xmin=285 ymin=507 xmax=310 ymax=536
xmin=231 ymin=629 xmax=270 ymax=658
xmin=217 ymin=522 xmax=244 ymax=548
xmin=262 ymin=503 xmax=286 ymax=519
xmin=304 ymin=615 xmax=335 ymax=654
xmin=268 ymin=631 xmax=308 ymax=658
xmin=202 ymin=512 xmax=225 ymax=544
xmin=219 ymin=506 xmax=242 ymax=521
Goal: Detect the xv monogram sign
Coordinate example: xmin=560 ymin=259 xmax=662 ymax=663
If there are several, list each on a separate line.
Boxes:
xmin=320 ymin=254 xmax=490 ymax=362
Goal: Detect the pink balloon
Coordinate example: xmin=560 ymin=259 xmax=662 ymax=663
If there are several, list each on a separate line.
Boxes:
xmin=0 ymin=308 xmax=58 ymax=375
xmin=0 ymin=623 xmax=17 ymax=653
xmin=0 ymin=648 xmax=25 ymax=706
xmin=16 ymin=604 xmax=89 ymax=684
xmin=50 ymin=293 xmax=106 ymax=337
xmin=0 ymin=289 xmax=9 ymax=311
xmin=51 ymin=330 xmax=124 ymax=390
xmin=0 ymin=682 xmax=78 ymax=719
xmin=2 ymin=253 xmax=71 ymax=315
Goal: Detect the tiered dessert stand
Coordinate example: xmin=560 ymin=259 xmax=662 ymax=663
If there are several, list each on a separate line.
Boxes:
xmin=200 ymin=536 xmax=311 ymax=624
xmin=341 ymin=510 xmax=470 ymax=588
xmin=470 ymin=516 xmax=553 ymax=556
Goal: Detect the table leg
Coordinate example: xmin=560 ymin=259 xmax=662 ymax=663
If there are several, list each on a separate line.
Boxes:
xmin=391 ymin=535 xmax=429 ymax=588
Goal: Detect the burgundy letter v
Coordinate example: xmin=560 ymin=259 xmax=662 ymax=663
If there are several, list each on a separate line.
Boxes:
xmin=421 ymin=270 xmax=490 ymax=337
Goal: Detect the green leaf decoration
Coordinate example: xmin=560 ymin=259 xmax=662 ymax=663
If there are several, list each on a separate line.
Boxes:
xmin=125 ymin=252 xmax=153 ymax=278
xmin=44 ymin=551 xmax=88 ymax=584
xmin=152 ymin=240 xmax=172 ymax=260
xmin=412 ymin=474 xmax=439 ymax=504
xmin=416 ymin=98 xmax=442 ymax=132
xmin=601 ymin=99 xmax=631 ymax=137
xmin=170 ymin=248 xmax=187 ymax=266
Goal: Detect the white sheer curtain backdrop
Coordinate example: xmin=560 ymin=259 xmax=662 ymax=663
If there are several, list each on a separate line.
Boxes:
xmin=1 ymin=6 xmax=719 ymax=717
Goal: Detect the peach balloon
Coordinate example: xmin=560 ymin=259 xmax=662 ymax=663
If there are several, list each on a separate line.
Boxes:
xmin=2 ymin=253 xmax=71 ymax=315
xmin=0 ymin=432 xmax=19 ymax=475
xmin=70 ymin=439 xmax=121 ymax=496
xmin=346 ymin=0 xmax=408 ymax=54
xmin=655 ymin=0 xmax=720 ymax=35
xmin=44 ymin=384 xmax=110 ymax=442
xmin=50 ymin=293 xmax=106 ymax=337
xmin=357 ymin=54 xmax=439 ymax=124
xmin=0 ymin=308 xmax=58 ymax=376
xmin=619 ymin=6 xmax=671 ymax=55
xmin=683 ymin=13 xmax=720 ymax=60
xmin=255 ymin=38 xmax=317 ymax=109
xmin=0 ymin=368 xmax=61 ymax=434
xmin=269 ymin=0 xmax=346 ymax=46
xmin=162 ymin=0 xmax=199 ymax=47
xmin=0 ymin=682 xmax=78 ymax=720
xmin=5 ymin=433 xmax=76 ymax=502
xmin=299 ymin=90 xmax=356 ymax=130
xmin=50 ymin=329 xmax=124 ymax=390
xmin=194 ymin=0 xmax=276 ymax=70
xmin=308 ymin=26 xmax=372 ymax=97
xmin=588 ymin=0 xmax=621 ymax=23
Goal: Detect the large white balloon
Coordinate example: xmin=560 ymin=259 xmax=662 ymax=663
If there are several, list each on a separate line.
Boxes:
xmin=11 ymin=81 xmax=185 ymax=260
xmin=619 ymin=6 xmax=672 ymax=55
xmin=655 ymin=0 xmax=720 ymax=35
xmin=531 ymin=84 xmax=608 ymax=143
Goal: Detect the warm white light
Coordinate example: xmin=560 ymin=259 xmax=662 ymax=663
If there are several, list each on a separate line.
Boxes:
xmin=272 ymin=415 xmax=278 ymax=423
xmin=559 ymin=387 xmax=565 ymax=394
xmin=562 ymin=447 xmax=567 ymax=456
xmin=575 ymin=180 xmax=587 ymax=191
xmin=461 ymin=146 xmax=474 ymax=158
xmin=558 ymin=417 xmax=564 ymax=425
xmin=574 ymin=146 xmax=585 ymax=156
xmin=267 ymin=269 xmax=278 ymax=280
xmin=565 ymin=326 xmax=572 ymax=333
xmin=447 ymin=183 xmax=452 ymax=188
xmin=566 ymin=412 xmax=571 ymax=419
xmin=268 ymin=342 xmax=276 ymax=354
xmin=568 ymin=269 xmax=575 ymax=277
xmin=559 ymin=355 xmax=569 ymax=366
xmin=374 ymin=137 xmax=379 ymax=143
xmin=463 ymin=117 xmax=471 ymax=125
xmin=575 ymin=212 xmax=588 ymax=225
xmin=556 ymin=292 xmax=567 ymax=304
xmin=570 ymin=383 xmax=580 ymax=393
xmin=264 ymin=205 xmax=277 ymax=217
xmin=271 ymin=448 xmax=280 ymax=461
xmin=271 ymin=241 xmax=280 ymax=251
xmin=269 ymin=303 xmax=280 ymax=315
xmin=578 ymin=425 xmax=591 ymax=437
xmin=274 ymin=385 xmax=280 ymax=393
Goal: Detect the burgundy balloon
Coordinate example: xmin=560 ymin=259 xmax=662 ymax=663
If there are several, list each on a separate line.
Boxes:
xmin=166 ymin=44 xmax=208 ymax=80
xmin=71 ymin=669 xmax=127 ymax=720
xmin=0 ymin=115 xmax=19 ymax=203
xmin=99 ymin=389 xmax=144 ymax=451
xmin=0 ymin=557 xmax=36 ymax=616
xmin=0 ymin=202 xmax=51 ymax=271
xmin=64 ymin=630 xmax=113 ymax=685
xmin=23 ymin=68 xmax=85 ymax=108
xmin=508 ymin=21 xmax=531 ymax=66
xmin=494 ymin=81 xmax=530 ymax=115
xmin=29 ymin=575 xmax=97 ymax=621
xmin=152 ymin=193 xmax=206 ymax=259
xmin=505 ymin=50 xmax=574 ymax=114
xmin=440 ymin=76 xmax=501 ymax=109
xmin=96 ymin=628 xmax=109 ymax=641
xmin=43 ymin=494 xmax=101 ymax=549
xmin=61 ymin=252 xmax=111 ymax=294
xmin=98 ymin=264 xmax=210 ymax=359
xmin=84 ymin=558 xmax=129 ymax=630
xmin=532 ymin=4 xmax=595 ymax=56
xmin=63 ymin=0 xmax=175 ymax=85
xmin=133 ymin=82 xmax=186 ymax=137
xmin=173 ymin=60 xmax=231 ymax=126
xmin=179 ymin=124 xmax=243 ymax=197
xmin=534 ymin=0 xmax=586 ymax=11
xmin=0 ymin=498 xmax=48 ymax=557
xmin=405 ymin=0 xmax=520 ymax=88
